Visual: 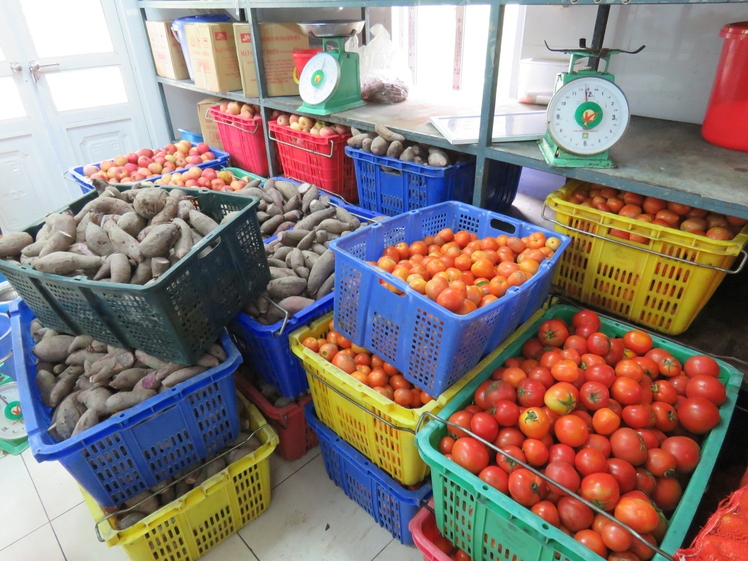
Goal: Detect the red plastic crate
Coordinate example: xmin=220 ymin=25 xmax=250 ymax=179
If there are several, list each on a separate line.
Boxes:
xmin=209 ymin=107 xmax=270 ymax=177
xmin=268 ymin=121 xmax=357 ymax=202
xmin=234 ymin=371 xmax=317 ymax=462
xmin=409 ymin=502 xmax=454 ymax=561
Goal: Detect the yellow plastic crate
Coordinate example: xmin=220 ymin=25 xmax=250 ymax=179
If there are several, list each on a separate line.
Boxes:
xmin=545 ymin=180 xmax=748 ymax=335
xmin=83 ymin=396 xmax=278 ymax=561
xmin=289 ymin=312 xmax=482 ymax=486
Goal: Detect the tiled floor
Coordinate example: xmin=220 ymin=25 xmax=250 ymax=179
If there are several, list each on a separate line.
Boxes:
xmin=0 ymin=446 xmax=423 ymax=561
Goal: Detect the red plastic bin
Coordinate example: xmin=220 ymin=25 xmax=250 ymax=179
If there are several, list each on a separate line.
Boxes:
xmin=409 ymin=502 xmax=454 ymax=561
xmin=234 ymin=371 xmax=317 ymax=462
xmin=268 ymin=121 xmax=357 ymax=202
xmin=208 ymin=106 xmax=271 ymax=177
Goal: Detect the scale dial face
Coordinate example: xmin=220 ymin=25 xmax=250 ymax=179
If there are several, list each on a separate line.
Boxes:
xmin=547 ymin=76 xmax=630 ymax=156
xmin=0 ymin=382 xmax=26 ymax=441
xmin=299 ymin=53 xmax=340 ymax=106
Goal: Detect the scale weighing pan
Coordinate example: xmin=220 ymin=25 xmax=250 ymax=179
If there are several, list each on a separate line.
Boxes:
xmin=298 ymin=21 xmax=365 ymax=38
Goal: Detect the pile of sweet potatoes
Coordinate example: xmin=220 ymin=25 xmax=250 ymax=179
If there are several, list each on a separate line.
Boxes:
xmin=30 ymin=319 xmax=227 ymax=442
xmin=347 ymin=124 xmax=463 ymax=167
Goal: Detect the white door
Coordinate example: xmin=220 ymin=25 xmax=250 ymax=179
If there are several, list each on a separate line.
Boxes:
xmin=0 ymin=0 xmax=155 ymax=231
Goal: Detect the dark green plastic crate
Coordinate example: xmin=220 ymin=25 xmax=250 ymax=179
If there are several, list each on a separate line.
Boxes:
xmin=0 ymin=187 xmax=269 ymax=364
xmin=415 ymin=304 xmax=743 ymax=561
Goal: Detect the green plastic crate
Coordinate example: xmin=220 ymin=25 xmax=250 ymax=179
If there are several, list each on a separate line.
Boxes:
xmin=226 ymin=167 xmax=266 ymax=182
xmin=415 ymin=304 xmax=743 ymax=561
xmin=0 ymin=187 xmax=269 ymax=364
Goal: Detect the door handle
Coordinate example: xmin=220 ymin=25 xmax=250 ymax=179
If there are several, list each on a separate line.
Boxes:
xmin=10 ymin=62 xmax=22 ymax=73
xmin=28 ymin=60 xmax=59 ymax=82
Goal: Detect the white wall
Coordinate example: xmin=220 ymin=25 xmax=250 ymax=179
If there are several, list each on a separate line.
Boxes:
xmin=521 ymin=5 xmax=748 ymax=123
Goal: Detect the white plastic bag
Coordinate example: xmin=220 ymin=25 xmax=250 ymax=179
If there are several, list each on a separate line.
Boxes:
xmin=346 ymin=24 xmax=412 ymax=104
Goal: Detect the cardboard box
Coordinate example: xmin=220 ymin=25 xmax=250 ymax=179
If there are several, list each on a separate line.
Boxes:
xmin=197 ymin=97 xmax=224 ymax=150
xmin=234 ymin=23 xmax=309 ymax=98
xmin=145 ymin=20 xmax=189 ymax=80
xmin=185 ymin=22 xmax=242 ymax=93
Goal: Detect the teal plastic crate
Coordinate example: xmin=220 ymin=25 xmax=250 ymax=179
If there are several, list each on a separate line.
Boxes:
xmin=415 ymin=305 xmax=743 ymax=561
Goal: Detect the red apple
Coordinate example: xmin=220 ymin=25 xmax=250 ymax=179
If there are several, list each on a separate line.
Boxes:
xmin=202 ymin=168 xmax=218 ymax=181
xmin=83 ymin=165 xmax=99 ymax=177
xmin=137 ymin=156 xmax=152 ymax=167
xmin=210 ymin=178 xmax=226 ymax=189
xmin=164 ymin=154 xmax=176 ymax=163
xmin=187 ymin=155 xmax=202 ymax=165
xmin=196 ymin=142 xmax=210 ymax=155
xmin=148 ymin=162 xmax=163 ymax=174
xmin=164 ymin=143 xmax=177 ymax=155
xmin=112 ymin=155 xmax=126 ymax=167
xmin=202 ymin=152 xmax=215 ymax=161
xmin=100 ymin=160 xmax=114 ymax=172
xmin=185 ymin=179 xmax=199 ymax=187
xmin=188 ymin=148 xmax=199 ymax=156
xmin=137 ymin=148 xmax=154 ymax=158
xmin=106 ymin=167 xmax=118 ymax=179
xmin=175 ymin=157 xmax=187 ymax=168
xmin=126 ymin=153 xmax=139 ymax=165
xmin=136 ymin=167 xmax=150 ymax=177
xmin=230 ymin=180 xmax=245 ymax=191
xmin=197 ymin=177 xmax=211 ymax=188
xmin=90 ymin=172 xmax=106 ymax=180
xmin=154 ymin=156 xmax=166 ymax=165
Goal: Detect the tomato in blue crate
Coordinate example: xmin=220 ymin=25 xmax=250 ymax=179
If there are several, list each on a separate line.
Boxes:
xmin=437 ymin=308 xmax=728 ymax=559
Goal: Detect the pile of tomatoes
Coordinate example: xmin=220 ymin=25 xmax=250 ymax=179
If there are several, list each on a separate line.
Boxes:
xmin=568 ymin=182 xmax=746 ymax=242
xmin=370 ymin=227 xmax=562 ymax=315
xmin=438 ymin=309 xmax=726 ymax=561
xmin=302 ymin=319 xmax=434 ymax=409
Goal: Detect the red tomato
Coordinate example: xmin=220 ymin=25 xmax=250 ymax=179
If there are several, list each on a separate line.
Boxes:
xmin=572 ymin=309 xmax=601 ymax=331
xmin=473 ymin=380 xmax=495 ymax=410
xmin=481 ymin=380 xmax=517 ymax=409
xmin=522 ymin=438 xmax=550 ymax=467
xmin=519 ymin=407 xmax=551 ymax=439
xmin=447 ymin=410 xmax=473 ymax=439
xmin=470 ymin=412 xmax=499 ymax=442
xmin=575 ymin=448 xmax=609 ymax=476
xmin=661 ymin=436 xmax=700 ymax=474
xmin=651 ymin=380 xmax=677 ymax=404
xmin=615 ymin=360 xmax=644 ymax=382
xmin=686 ymin=375 xmax=726 ymax=406
xmin=659 ymin=356 xmax=682 ymax=378
xmin=622 ymin=405 xmax=654 ymax=429
xmin=517 ymin=378 xmax=547 ymax=408
xmin=479 ymin=465 xmax=509 ymax=493
xmin=538 ymin=319 xmax=570 ymax=347
xmin=575 ymin=529 xmax=609 ymax=558
xmin=652 ymin=477 xmax=682 ymax=512
xmin=564 ymin=335 xmax=589 ymax=355
xmin=438 ymin=436 xmax=455 ymax=455
xmin=432 ymin=535 xmax=455 ymax=555
xmin=528 ymin=366 xmax=555 ymax=390
xmin=610 ymin=428 xmax=648 ymax=466
xmin=522 ymin=338 xmax=545 ymax=361
xmin=629 ymin=533 xmax=657 ymax=561
xmin=611 ymin=377 xmax=643 ymax=406
xmin=496 ymin=427 xmax=526 ymax=449
xmin=585 ymin=364 xmax=617 ymax=388
xmin=635 ymin=468 xmax=657 ymax=496
xmin=544 ymin=382 xmax=580 ymax=415
xmin=587 ymin=332 xmax=612 ymax=355
xmin=678 ymin=397 xmax=720 ymax=434
xmin=601 ymin=521 xmax=633 ymax=553
xmin=580 ymin=353 xmax=607 ymax=371
xmin=684 ymin=355 xmax=720 ymax=378
xmin=508 ymin=468 xmax=547 ymax=507
xmin=583 ymin=434 xmax=612 ymax=457
xmin=670 ymin=374 xmax=690 ymax=396
xmin=614 ymin=497 xmax=659 ymax=534
xmin=493 ymin=399 xmax=521 ymax=427
xmin=551 ymin=359 xmax=581 ymax=383
xmin=634 ymin=356 xmax=660 ymax=380
xmin=560 ymin=348 xmax=581 ymax=365
xmin=604 ymin=339 xmax=626 ymax=367
xmin=623 ymin=330 xmax=653 ymax=355
xmin=592 ymin=408 xmax=621 ymax=435
xmin=636 ymin=429 xmax=659 ymax=450
xmin=548 ymin=444 xmax=576 ymax=465
xmin=607 ymin=458 xmax=637 ymax=494
xmin=575 ymin=323 xmax=598 ymax=339
xmin=545 ymin=460 xmax=581 ymax=495
xmin=554 ymin=415 xmax=589 ymax=447
xmin=451 ymin=437 xmax=489 ymax=474
xmin=557 ymin=496 xmax=594 ymax=532
xmin=645 ymin=448 xmax=677 ymax=477
xmin=608 ymin=552 xmax=645 ymax=561
xmin=531 ymin=501 xmax=560 ymax=527
xmin=580 ymin=381 xmax=611 ymax=410
xmin=581 ymin=473 xmax=620 ymax=510
xmin=651 ymin=402 xmax=679 ymax=432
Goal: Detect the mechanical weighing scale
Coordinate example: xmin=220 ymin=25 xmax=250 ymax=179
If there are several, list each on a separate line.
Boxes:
xmin=0 ymin=373 xmax=28 ymax=455
xmin=539 ymin=40 xmax=645 ymax=168
xmin=297 ymin=21 xmax=366 ymax=116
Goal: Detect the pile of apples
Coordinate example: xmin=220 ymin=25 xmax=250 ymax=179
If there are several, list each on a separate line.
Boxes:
xmin=82 ymin=140 xmax=217 ymax=184
xmin=273 ymin=111 xmax=350 ymax=137
xmin=217 ymin=100 xmax=261 ymax=119
xmin=155 ymin=167 xmax=249 ymax=191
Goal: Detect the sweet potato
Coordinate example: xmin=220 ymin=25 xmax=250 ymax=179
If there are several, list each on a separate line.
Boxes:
xmin=347 ymin=133 xmax=370 ymax=148
xmin=428 ymin=147 xmax=450 ymax=167
xmin=140 ymin=223 xmax=179 ymax=258
xmin=221 ymin=211 xmax=241 ymax=225
xmin=399 ymin=146 xmax=415 ymax=162
xmin=134 ymin=372 xmax=160 ymax=391
xmin=285 ymin=248 xmax=305 ymax=270
xmin=315 ymin=272 xmax=335 ymax=299
xmin=105 ymin=389 xmax=157 ymax=414
xmin=117 ymin=212 xmax=147 ymax=238
xmin=273 ymin=221 xmax=295 ymax=236
xmin=386 ymin=140 xmax=404 ymax=159
xmin=84 ymin=223 xmax=112 ymax=256
xmin=375 ymin=124 xmax=406 ymax=143
xmin=66 ymin=349 xmax=106 ymax=366
xmin=283 ymin=195 xmax=300 ymax=213
xmin=189 ymin=210 xmax=218 ymax=236
xmin=50 ymin=366 xmax=84 ymax=407
xmin=154 ymin=362 xmax=183 ymax=382
xmin=89 ymin=351 xmax=134 ymax=384
xmin=307 ymin=249 xmax=335 ymax=294
xmin=33 ymin=334 xmax=76 ymax=362
xmin=110 ymin=253 xmax=132 ymax=284
xmin=151 ymin=257 xmax=170 ymax=279
xmin=177 ymin=199 xmax=195 ymax=220
xmin=93 ymin=256 xmax=112 ymax=281
xmin=161 ymin=366 xmax=207 ymax=388
xmin=68 ymin=335 xmax=94 ymax=354
xmin=301 ymin=185 xmax=319 ymax=213
xmin=53 ymin=392 xmax=86 ymax=441
xmin=116 ymin=513 xmax=146 ymax=531
xmin=150 ymin=197 xmax=178 ymax=225
xmin=267 ymin=277 xmax=307 ymax=299
xmin=77 ymin=387 xmax=112 ymax=415
xmin=264 ymin=187 xmax=284 ymax=209
xmin=21 ymin=239 xmax=46 ymax=258
xmin=260 ymin=215 xmax=283 ymax=235
xmin=0 ymin=232 xmax=33 ymax=258
xmin=207 ymin=343 xmax=227 ymax=362
xmin=277 ymin=296 xmax=314 ymax=315
xmin=131 ymin=260 xmax=152 ymax=285
xmin=74 ymin=197 xmax=133 ymax=223
xmin=104 ymin=221 xmax=143 ymax=262
xmin=316 ymin=219 xmax=348 ymax=234
xmin=110 ymin=368 xmax=151 ymax=391
xmin=34 ymin=253 xmax=102 ymax=275
xmin=275 ymin=180 xmax=299 ymax=201
xmin=171 ymin=218 xmax=193 ymax=259
xmin=196 ymin=354 xmax=219 ymax=368
xmin=68 ymin=243 xmax=97 ymax=257
xmin=370 ymin=136 xmax=389 ymax=155
xmin=295 ymin=207 xmax=335 ymax=231
xmin=133 ymin=350 xmax=167 ymax=370
xmin=133 ymin=188 xmax=167 ymax=219
xmin=36 ymin=370 xmax=57 ymax=407
xmin=72 ymin=409 xmax=100 ymax=436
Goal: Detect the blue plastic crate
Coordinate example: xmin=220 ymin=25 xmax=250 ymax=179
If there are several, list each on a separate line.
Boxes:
xmin=230 ymin=177 xmax=383 ymax=398
xmin=330 ymin=201 xmax=571 ymax=396
xmin=305 ymin=402 xmax=431 ymax=545
xmin=11 ymin=300 xmax=243 ymax=508
xmin=345 ymin=147 xmax=479 ymax=217
xmin=178 ymin=128 xmax=204 ymax=144
xmin=64 ymin=143 xmax=231 ymax=194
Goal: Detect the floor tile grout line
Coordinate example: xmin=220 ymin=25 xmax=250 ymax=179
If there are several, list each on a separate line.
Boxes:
xmin=0 ymin=523 xmax=51 ymax=555
xmin=48 ymin=522 xmax=69 ymax=561
xmin=369 ymin=538 xmax=395 ymax=561
xmin=49 ymin=499 xmax=86 ymax=523
xmin=20 ymin=452 xmax=52 ymax=523
xmin=237 ymin=533 xmax=261 ymax=561
xmin=271 ymin=450 xmax=321 ymax=490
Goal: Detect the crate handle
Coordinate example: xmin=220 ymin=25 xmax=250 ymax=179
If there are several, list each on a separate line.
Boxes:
xmin=414 ymin=411 xmax=676 ymax=561
xmin=489 ymin=218 xmax=518 ymax=235
xmin=197 ymin=236 xmax=221 ymax=259
xmin=0 ymin=349 xmax=11 ymax=365
xmin=306 ymin=368 xmax=416 ymax=435
xmin=207 ymin=107 xmax=262 ymax=135
xmin=541 ymin=202 xmax=748 ymax=275
xmin=268 ymin=129 xmax=335 ymax=159
xmin=260 ymin=295 xmax=291 ymax=337
xmin=380 ymin=166 xmax=402 ymax=177
xmin=93 ymin=425 xmax=268 ymax=542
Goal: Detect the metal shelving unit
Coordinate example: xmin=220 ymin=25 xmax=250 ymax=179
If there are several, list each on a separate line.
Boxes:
xmin=137 ymin=0 xmax=748 ymax=219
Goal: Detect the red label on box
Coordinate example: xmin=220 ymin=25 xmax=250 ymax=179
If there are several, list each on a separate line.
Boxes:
xmin=241 ymin=33 xmax=252 ymax=43
xmin=214 ymin=31 xmax=228 ymax=41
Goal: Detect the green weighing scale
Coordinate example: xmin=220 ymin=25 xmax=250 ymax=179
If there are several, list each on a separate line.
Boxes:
xmin=0 ymin=373 xmax=28 ymax=456
xmin=297 ymin=21 xmax=366 ymax=116
xmin=539 ymin=40 xmax=645 ymax=168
